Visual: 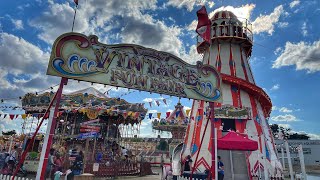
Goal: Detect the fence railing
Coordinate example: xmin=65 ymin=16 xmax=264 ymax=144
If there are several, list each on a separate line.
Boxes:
xmin=0 ymin=174 xmax=32 ymax=180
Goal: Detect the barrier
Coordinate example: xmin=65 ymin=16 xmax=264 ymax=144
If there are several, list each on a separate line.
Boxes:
xmin=0 ymin=174 xmax=32 ymax=180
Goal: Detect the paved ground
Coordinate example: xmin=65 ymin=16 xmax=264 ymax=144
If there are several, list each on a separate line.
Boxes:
xmin=22 ymin=167 xmax=162 ymax=180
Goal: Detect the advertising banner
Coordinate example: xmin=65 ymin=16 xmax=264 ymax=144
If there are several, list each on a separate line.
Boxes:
xmin=47 ymin=33 xmax=222 ymax=102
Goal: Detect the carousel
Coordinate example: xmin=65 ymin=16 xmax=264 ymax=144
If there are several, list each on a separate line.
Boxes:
xmin=152 ymin=101 xmax=190 ymax=155
xmin=21 ymin=87 xmax=151 ymax=177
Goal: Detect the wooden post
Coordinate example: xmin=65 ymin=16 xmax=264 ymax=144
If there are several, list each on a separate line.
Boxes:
xmin=297 ymin=144 xmax=307 ymax=180
xmin=84 ymin=138 xmax=90 ymax=173
xmin=92 ymin=137 xmax=97 ymax=161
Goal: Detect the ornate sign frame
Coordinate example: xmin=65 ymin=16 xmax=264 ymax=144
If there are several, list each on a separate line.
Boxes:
xmin=47 ymin=33 xmax=222 ymax=102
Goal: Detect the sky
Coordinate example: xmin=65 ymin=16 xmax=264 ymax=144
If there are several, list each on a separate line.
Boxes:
xmin=0 ymin=0 xmax=319 ymax=139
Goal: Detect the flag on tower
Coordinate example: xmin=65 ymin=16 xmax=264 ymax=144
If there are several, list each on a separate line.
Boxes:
xmin=196 ymin=6 xmax=211 ymax=44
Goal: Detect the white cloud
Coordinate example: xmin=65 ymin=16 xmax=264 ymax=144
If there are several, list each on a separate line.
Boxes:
xmin=271 ymin=114 xmax=299 ymax=122
xmin=143 ymin=98 xmax=154 ymax=102
xmin=301 ymin=22 xmax=308 ymax=36
xmin=274 ymin=47 xmax=283 ymax=55
xmin=166 ymin=0 xmax=214 ymax=12
xmin=272 ymin=40 xmax=320 ymax=73
xmin=11 ymin=19 xmax=24 ymax=30
xmin=278 ymin=124 xmax=291 ymax=129
xmin=209 ymin=4 xmax=256 ymax=21
xmin=272 ymin=106 xmax=278 ymax=111
xmin=289 ymin=0 xmax=300 ymax=8
xmin=252 ymin=5 xmax=284 ymax=35
xmin=278 ymin=22 xmax=289 ymax=28
xmin=270 ymin=84 xmax=280 ymax=91
xmin=180 ymin=45 xmax=203 ymax=65
xmin=279 ymin=107 xmax=293 ymax=113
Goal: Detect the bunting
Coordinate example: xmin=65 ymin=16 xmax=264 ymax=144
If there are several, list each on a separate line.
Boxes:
xmin=157 ymin=112 xmax=161 ymax=119
xmin=149 ymin=102 xmax=152 ymax=107
xmin=186 ymin=109 xmax=191 ymax=116
xmin=175 ymin=110 xmax=180 ymax=118
xmin=149 ymin=113 xmax=153 ymax=119
xmin=166 ymin=112 xmax=171 ymax=118
xmin=163 ymin=99 xmax=167 ymax=105
xmin=156 ymin=101 xmax=160 ymax=106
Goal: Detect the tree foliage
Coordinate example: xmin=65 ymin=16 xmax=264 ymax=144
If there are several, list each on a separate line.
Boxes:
xmin=269 ymin=124 xmax=309 ymax=140
xmin=2 ymin=130 xmax=17 ymax=136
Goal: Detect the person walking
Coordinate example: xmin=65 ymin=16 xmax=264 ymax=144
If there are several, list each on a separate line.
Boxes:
xmin=184 ymin=155 xmax=193 ymax=171
xmin=46 ymin=148 xmax=56 ymax=179
xmin=217 ymin=156 xmax=224 ymax=180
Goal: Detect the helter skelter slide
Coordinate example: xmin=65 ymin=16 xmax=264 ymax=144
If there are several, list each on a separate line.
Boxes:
xmin=173 ymin=7 xmax=283 ymax=180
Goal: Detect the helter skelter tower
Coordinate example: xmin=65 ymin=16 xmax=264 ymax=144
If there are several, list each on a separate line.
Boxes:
xmin=180 ymin=8 xmax=283 ymax=179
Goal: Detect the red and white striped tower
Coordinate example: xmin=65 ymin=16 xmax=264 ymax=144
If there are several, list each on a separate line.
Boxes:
xmin=181 ymin=11 xmax=283 ymax=179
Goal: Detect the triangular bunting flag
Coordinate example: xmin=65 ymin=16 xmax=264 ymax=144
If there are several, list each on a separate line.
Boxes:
xmin=15 ymin=115 xmax=19 ymax=119
xmin=157 ymin=112 xmax=161 ymax=119
xmin=186 ymin=109 xmax=191 ymax=116
xmin=166 ymin=112 xmax=170 ymax=118
xmin=156 ymin=101 xmax=160 ymax=106
xmin=21 ymin=114 xmax=27 ymax=120
xmin=149 ymin=102 xmax=152 ymax=107
xmin=4 ymin=114 xmax=7 ymax=119
xmin=148 ymin=113 xmax=153 ymax=119
xmin=9 ymin=114 xmax=15 ymax=120
xmin=123 ymin=112 xmax=127 ymax=118
xmin=175 ymin=110 xmax=180 ymax=118
xmin=163 ymin=99 xmax=167 ymax=105
xmin=135 ymin=112 xmax=140 ymax=118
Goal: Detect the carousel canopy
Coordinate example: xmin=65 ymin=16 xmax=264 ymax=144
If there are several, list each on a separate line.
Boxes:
xmin=166 ymin=102 xmax=188 ymax=121
xmin=67 ymin=87 xmax=109 ymax=98
xmin=217 ymin=131 xmax=258 ymax=151
xmin=22 ymin=87 xmax=146 ymax=113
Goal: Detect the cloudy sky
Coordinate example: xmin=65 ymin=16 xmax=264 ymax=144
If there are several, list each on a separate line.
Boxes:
xmin=0 ymin=0 xmax=319 ymax=139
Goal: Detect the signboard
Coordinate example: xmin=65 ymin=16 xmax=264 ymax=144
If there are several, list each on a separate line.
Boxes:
xmin=79 ymin=119 xmax=100 ymax=125
xmin=80 ymin=125 xmax=100 ymax=131
xmin=93 ymin=163 xmax=99 ymax=172
xmin=77 ymin=132 xmax=99 ymax=139
xmin=214 ymin=106 xmax=251 ymax=119
xmin=47 ymin=33 xmax=222 ymax=102
xmin=79 ymin=129 xmax=100 ymax=133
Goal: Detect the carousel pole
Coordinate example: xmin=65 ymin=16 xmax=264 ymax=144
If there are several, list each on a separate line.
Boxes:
xmin=37 ymin=77 xmax=68 ymax=180
xmin=8 ymin=136 xmax=14 ymax=154
xmin=12 ymin=85 xmax=61 ymax=179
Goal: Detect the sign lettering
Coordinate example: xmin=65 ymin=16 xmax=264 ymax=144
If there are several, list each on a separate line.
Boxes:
xmin=47 ymin=33 xmax=222 ymax=102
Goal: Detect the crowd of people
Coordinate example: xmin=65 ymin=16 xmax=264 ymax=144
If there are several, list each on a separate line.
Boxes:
xmin=0 ymin=145 xmax=24 ymax=175
xmin=96 ymin=140 xmax=132 ymax=165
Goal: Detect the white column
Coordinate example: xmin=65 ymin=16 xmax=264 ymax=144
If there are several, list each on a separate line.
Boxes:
xmin=36 ymin=108 xmax=54 ymax=179
xmin=215 ymin=128 xmax=218 ymax=180
xmin=8 ymin=136 xmax=14 ymax=153
xmin=261 ymin=134 xmax=268 ymax=180
xmin=230 ymin=150 xmax=234 ymax=180
xmin=298 ymin=144 xmax=307 ymax=180
xmin=285 ymin=140 xmax=294 ymax=180
xmin=281 ymin=146 xmax=286 ymax=170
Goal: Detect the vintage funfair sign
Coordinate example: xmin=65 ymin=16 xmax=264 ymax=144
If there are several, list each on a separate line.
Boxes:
xmin=47 ymin=33 xmax=222 ymax=102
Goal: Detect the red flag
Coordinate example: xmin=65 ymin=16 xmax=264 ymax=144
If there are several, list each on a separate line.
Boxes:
xmin=196 ymin=6 xmax=211 ymax=43
xmin=166 ymin=112 xmax=171 ymax=118
xmin=74 ymin=0 xmax=79 ymax=5
xmin=9 ymin=114 xmax=15 ymax=120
